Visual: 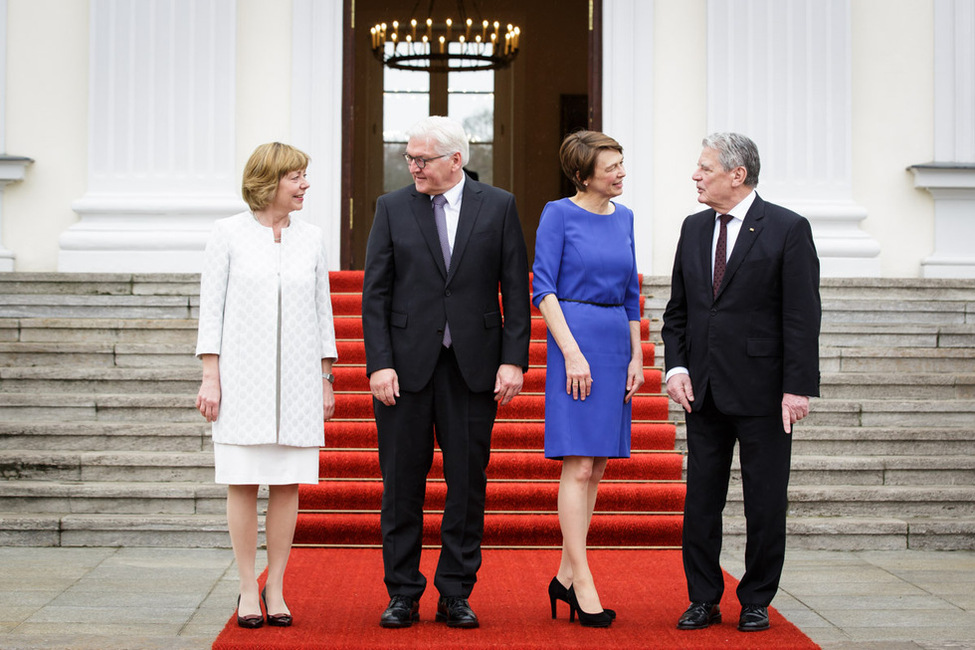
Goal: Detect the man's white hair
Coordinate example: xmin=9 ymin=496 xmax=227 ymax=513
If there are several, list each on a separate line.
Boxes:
xmin=407 ymin=116 xmax=470 ymax=166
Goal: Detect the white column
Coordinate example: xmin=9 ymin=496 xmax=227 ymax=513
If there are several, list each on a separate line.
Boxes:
xmin=601 ymin=0 xmax=654 ymax=275
xmin=0 ymin=157 xmax=33 ymax=272
xmin=291 ymin=0 xmax=344 ymax=270
xmin=0 ymin=0 xmax=15 ymax=271
xmin=913 ymin=0 xmax=975 ymax=278
xmin=59 ymin=0 xmax=243 ymax=272
xmin=707 ymin=0 xmax=880 ymax=277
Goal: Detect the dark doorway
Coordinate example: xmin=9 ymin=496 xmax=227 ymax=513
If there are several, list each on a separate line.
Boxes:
xmin=342 ymin=0 xmax=596 ymax=269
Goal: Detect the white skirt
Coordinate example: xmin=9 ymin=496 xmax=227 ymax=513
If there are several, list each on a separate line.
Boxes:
xmin=213 ymin=442 xmax=320 ymax=485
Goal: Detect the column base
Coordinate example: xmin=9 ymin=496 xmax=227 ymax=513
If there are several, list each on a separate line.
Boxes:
xmin=59 ymin=194 xmax=246 ymax=273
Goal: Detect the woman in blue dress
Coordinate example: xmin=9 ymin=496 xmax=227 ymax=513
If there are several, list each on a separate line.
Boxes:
xmin=532 ymin=131 xmax=644 ymax=627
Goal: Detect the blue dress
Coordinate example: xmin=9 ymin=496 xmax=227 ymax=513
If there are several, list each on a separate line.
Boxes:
xmin=532 ymin=198 xmax=641 ymax=459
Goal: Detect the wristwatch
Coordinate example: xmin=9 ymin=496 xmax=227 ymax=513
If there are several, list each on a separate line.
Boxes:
xmin=322 ymin=372 xmax=335 ymax=384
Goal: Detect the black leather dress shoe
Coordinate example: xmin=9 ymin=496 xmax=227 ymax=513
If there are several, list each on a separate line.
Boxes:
xmin=738 ymin=605 xmax=769 ymax=631
xmin=676 ymin=602 xmax=721 ymax=630
xmin=436 ymin=596 xmax=479 ymax=628
xmin=380 ymin=595 xmax=419 ymax=628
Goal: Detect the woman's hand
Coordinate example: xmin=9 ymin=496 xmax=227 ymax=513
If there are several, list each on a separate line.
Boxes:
xmin=624 ymin=357 xmax=645 ymax=403
xmin=323 ymin=380 xmax=336 ymax=421
xmin=564 ymin=349 xmax=592 ymax=400
xmin=196 ymin=375 xmax=221 ymax=422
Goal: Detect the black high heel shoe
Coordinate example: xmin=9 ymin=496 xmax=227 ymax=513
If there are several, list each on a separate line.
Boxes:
xmin=548 ymin=576 xmax=571 ymax=619
xmin=261 ymin=587 xmax=293 ymax=627
xmin=567 ymin=586 xmax=613 ymax=627
xmin=236 ymin=594 xmax=264 ymax=628
xmin=550 ymin=577 xmax=616 ymax=621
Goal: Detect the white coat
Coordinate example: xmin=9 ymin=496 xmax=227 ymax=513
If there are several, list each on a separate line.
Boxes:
xmin=196 ymin=212 xmax=338 ymax=447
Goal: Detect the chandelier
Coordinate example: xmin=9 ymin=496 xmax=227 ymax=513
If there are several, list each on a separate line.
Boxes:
xmin=370 ymin=1 xmax=521 ymax=73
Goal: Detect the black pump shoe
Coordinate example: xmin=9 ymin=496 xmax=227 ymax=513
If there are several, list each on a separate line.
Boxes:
xmin=550 ymin=577 xmax=616 ymax=621
xmin=567 ymin=586 xmax=613 ymax=627
xmin=548 ymin=576 xmax=571 ymax=619
xmin=236 ymin=594 xmax=264 ymax=629
xmin=261 ymin=587 xmax=293 ymax=627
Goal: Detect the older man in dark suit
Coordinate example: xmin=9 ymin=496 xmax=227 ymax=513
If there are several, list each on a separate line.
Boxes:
xmin=662 ymin=133 xmax=821 ymax=633
xmin=362 ymin=116 xmax=530 ymax=629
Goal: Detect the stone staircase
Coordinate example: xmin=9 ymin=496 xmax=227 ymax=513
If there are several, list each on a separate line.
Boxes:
xmin=646 ymin=278 xmax=975 ymax=551
xmin=1 ymin=274 xmax=974 ymax=550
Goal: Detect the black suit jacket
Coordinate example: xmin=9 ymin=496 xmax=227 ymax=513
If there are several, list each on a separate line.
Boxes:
xmin=362 ymin=175 xmax=531 ymax=393
xmin=661 ymin=193 xmax=821 ymax=416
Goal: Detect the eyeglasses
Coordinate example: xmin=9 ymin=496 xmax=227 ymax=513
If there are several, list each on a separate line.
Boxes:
xmin=403 ymin=153 xmax=449 ymax=169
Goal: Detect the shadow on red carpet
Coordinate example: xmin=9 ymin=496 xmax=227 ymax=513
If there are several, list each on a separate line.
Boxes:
xmin=212 ymin=548 xmax=819 ymax=649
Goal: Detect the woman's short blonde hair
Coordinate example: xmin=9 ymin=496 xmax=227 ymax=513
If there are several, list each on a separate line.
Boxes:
xmin=559 ymin=130 xmax=623 ymax=193
xmin=241 ymin=142 xmax=310 ymax=211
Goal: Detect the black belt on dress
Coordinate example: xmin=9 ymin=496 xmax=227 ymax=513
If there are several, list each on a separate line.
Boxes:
xmin=559 ymin=298 xmax=623 ymax=308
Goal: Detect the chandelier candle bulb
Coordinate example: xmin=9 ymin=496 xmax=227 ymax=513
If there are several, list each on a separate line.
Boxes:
xmin=372 ymin=6 xmax=520 ymax=71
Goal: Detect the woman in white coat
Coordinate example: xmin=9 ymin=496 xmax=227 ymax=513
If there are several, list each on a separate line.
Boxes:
xmin=195 ymin=142 xmax=337 ymax=628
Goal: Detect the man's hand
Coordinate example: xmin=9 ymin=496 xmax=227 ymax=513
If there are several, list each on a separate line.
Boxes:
xmin=666 ymin=373 xmax=694 ymax=413
xmin=370 ymin=368 xmax=400 ymax=406
xmin=494 ymin=363 xmax=524 ymax=405
xmin=781 ymin=393 xmax=809 ymax=434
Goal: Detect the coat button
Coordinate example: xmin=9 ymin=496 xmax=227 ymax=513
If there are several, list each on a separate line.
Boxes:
xmin=445 ymin=289 xmax=451 ymax=297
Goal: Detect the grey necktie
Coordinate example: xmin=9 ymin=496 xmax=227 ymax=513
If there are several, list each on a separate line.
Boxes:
xmin=432 ymin=194 xmax=452 ymax=347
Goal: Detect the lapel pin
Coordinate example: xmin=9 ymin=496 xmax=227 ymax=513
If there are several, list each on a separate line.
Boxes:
xmin=749 ymin=228 xmax=755 ymax=232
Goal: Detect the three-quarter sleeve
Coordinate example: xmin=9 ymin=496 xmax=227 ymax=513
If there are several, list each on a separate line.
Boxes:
xmin=624 ymin=210 xmax=641 ymax=321
xmin=316 ymin=227 xmax=338 ymax=361
xmin=531 ymin=202 xmax=564 ymax=308
xmin=195 ymin=220 xmax=230 ymax=357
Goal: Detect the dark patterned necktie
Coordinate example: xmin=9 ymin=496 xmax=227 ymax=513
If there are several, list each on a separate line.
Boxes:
xmin=432 ymin=194 xmax=452 ymax=346
xmin=713 ymin=214 xmax=733 ymax=298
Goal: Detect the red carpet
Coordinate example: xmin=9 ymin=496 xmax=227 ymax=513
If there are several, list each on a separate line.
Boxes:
xmin=212 ymin=548 xmax=820 ymax=649
xmin=214 ymin=272 xmax=819 ymax=647
xmin=294 ymin=272 xmax=683 ymax=549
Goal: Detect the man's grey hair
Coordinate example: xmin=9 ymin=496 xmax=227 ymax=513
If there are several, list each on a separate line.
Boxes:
xmin=407 ymin=116 xmax=470 ymax=166
xmin=702 ymin=132 xmax=760 ymax=187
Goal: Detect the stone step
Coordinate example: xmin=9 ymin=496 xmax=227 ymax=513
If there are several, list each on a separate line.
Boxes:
xmin=789 ymin=398 xmax=975 ymax=428
xmin=784 ymin=426 xmax=975 ymax=456
xmin=0 ymin=317 xmax=198 ymax=344
xmin=818 ymin=372 xmax=975 ymax=399
xmin=642 ymin=277 xmax=975 ymax=313
xmin=821 ymin=347 xmax=975 ymax=373
xmin=0 ymin=294 xmax=194 ymax=319
xmin=0 ymin=513 xmax=234 ymax=548
xmin=0 ymin=342 xmax=198 ymax=367
xmin=819 ymin=323 xmax=975 ymax=349
xmin=762 ymin=456 xmax=975 ymax=486
xmin=724 ymin=485 xmax=975 ymax=518
xmin=0 ymin=393 xmax=197 ymax=422
xmin=0 ymin=450 xmax=213 ymax=483
xmin=670 ymin=398 xmax=975 ymax=428
xmin=0 ymin=366 xmax=200 ymax=394
xmin=722 ymin=516 xmax=975 ymax=551
xmin=0 ymin=272 xmax=200 ymax=296
xmin=0 ymin=421 xmax=210 ymax=452
xmin=0 ymin=481 xmax=228 ymax=515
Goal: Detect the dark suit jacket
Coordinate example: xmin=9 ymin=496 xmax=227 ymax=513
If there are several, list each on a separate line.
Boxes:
xmin=362 ymin=174 xmax=531 ymax=394
xmin=661 ymin=193 xmax=821 ymax=416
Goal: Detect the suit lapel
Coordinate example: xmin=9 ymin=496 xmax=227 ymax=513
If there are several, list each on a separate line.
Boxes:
xmin=409 ymin=189 xmax=448 ymax=278
xmin=715 ymin=194 xmax=765 ymax=299
xmin=447 ymin=176 xmax=482 ymax=283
